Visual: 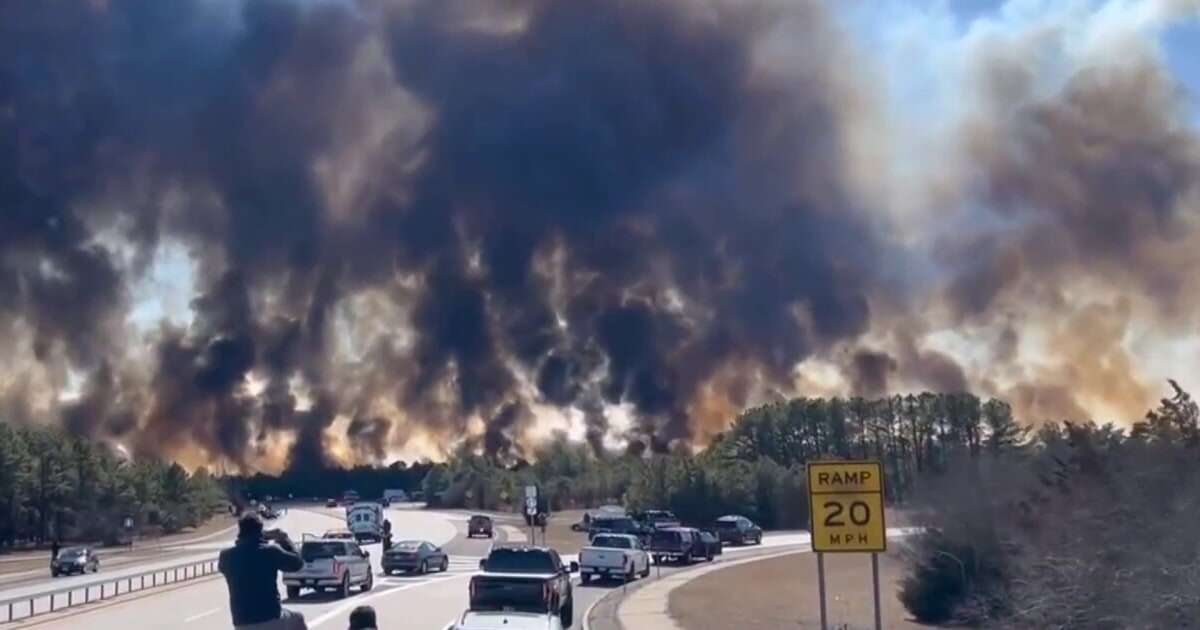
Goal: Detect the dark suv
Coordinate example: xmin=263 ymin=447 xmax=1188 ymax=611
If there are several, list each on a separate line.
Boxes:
xmin=468 ymin=514 xmax=494 ymax=538
xmin=649 ymin=527 xmax=712 ymax=564
xmin=714 ymin=515 xmax=762 ymax=546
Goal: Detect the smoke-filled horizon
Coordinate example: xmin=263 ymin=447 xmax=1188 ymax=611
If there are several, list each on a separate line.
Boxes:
xmin=1 ymin=0 xmax=1198 ymax=472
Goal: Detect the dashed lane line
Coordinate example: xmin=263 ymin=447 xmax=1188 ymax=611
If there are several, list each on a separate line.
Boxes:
xmin=183 ymin=606 xmax=223 ymax=623
xmin=308 ymin=573 xmax=475 ymax=629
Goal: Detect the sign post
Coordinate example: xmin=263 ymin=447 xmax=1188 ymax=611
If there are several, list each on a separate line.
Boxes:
xmin=872 ymin=553 xmax=882 ymax=630
xmin=524 ymin=485 xmax=538 ymax=545
xmin=816 ymin=551 xmax=828 ymax=630
xmin=807 ymin=460 xmax=886 ymax=630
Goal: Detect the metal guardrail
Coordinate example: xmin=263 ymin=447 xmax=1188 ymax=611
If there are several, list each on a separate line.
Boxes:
xmin=0 ymin=556 xmax=219 ymax=624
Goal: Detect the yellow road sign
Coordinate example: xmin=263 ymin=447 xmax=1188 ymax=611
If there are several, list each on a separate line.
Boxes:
xmin=807 ymin=460 xmax=886 ymax=553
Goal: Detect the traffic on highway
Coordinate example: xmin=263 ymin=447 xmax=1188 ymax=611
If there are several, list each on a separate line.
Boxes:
xmin=0 ymin=496 xmax=877 ymax=630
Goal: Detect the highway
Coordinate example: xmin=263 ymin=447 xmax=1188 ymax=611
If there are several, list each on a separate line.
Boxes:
xmin=0 ymin=506 xmax=844 ymax=630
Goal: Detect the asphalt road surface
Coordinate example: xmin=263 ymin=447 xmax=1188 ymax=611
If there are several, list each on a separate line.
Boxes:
xmin=0 ymin=506 xmax=821 ymax=630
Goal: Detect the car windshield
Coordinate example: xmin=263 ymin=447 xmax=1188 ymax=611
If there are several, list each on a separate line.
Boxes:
xmin=483 ymin=549 xmax=556 ymax=574
xmin=592 ymin=535 xmax=632 ymax=549
xmin=59 ymin=548 xmax=85 ymax=559
xmin=392 ymin=540 xmax=422 ymax=551
xmin=302 ymin=542 xmax=346 ymax=561
xmin=715 ymin=520 xmax=739 ymax=529
xmin=646 ymin=511 xmax=676 ymax=521
xmin=471 ymin=516 xmax=490 ymax=523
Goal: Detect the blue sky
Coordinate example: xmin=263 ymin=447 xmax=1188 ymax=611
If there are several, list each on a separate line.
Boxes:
xmin=835 ymin=0 xmax=1200 ymax=125
xmin=1163 ymin=19 xmax=1200 ymax=123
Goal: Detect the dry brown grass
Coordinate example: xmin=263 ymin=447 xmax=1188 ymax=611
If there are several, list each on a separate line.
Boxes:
xmin=670 ymin=551 xmax=928 ymax=630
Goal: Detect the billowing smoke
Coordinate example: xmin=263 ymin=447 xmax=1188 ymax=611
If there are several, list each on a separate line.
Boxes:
xmin=1 ymin=0 xmax=1198 ymax=470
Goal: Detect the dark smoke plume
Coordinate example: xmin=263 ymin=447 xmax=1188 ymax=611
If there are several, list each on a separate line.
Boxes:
xmin=1 ymin=0 xmax=1198 ymax=469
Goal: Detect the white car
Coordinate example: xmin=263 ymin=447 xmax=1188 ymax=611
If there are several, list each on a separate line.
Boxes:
xmin=448 ymin=611 xmax=564 ymax=630
xmin=578 ymin=533 xmax=651 ymax=584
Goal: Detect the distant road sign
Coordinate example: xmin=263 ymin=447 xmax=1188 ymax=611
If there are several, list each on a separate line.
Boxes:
xmin=525 ymin=485 xmax=538 ymax=499
xmin=807 ymin=460 xmax=886 ymax=553
xmin=525 ymin=496 xmax=538 ymax=516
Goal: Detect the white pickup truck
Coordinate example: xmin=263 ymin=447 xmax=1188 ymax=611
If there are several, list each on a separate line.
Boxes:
xmin=283 ymin=537 xmax=374 ymax=599
xmin=448 ymin=611 xmax=564 ymax=630
xmin=578 ymin=533 xmax=650 ymax=584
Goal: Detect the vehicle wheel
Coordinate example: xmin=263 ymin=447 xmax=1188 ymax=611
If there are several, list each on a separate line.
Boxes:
xmin=580 ymin=573 xmax=591 ymax=585
xmin=420 ymin=560 xmax=429 ymax=575
xmin=362 ymin=571 xmax=374 ymax=592
xmin=640 ymin=562 xmax=651 ymax=578
xmin=338 ymin=574 xmax=350 ymax=599
xmin=440 ymin=556 xmax=449 ymax=572
xmin=50 ymin=569 xmax=58 ymax=578
xmin=286 ymin=585 xmax=301 ymax=599
xmin=561 ymin=596 xmax=574 ymax=629
xmin=706 ymin=552 xmax=714 ymax=562
xmin=626 ymin=564 xmax=636 ymax=581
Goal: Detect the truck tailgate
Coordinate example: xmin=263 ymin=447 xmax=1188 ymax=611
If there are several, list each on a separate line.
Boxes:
xmin=285 ymin=558 xmax=335 ymax=579
xmin=580 ymin=549 xmax=625 ymax=568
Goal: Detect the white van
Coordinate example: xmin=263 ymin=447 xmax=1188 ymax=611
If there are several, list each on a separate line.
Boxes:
xmin=346 ymin=502 xmax=384 ymax=542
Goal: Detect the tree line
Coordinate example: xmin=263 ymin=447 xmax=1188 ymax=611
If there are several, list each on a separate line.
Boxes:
xmin=898 ymin=381 xmax=1200 ymax=628
xmin=0 ymin=423 xmax=226 ymax=548
xmin=234 ymin=461 xmax=436 ymax=504
xmin=421 ymin=392 xmax=1025 ymax=529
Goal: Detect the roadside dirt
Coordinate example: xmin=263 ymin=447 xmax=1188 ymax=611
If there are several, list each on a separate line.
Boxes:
xmin=542 ymin=510 xmax=588 ymax=555
xmin=670 ymin=550 xmax=928 ymax=630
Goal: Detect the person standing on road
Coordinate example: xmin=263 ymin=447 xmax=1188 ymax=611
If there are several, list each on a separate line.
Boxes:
xmin=50 ymin=538 xmax=60 ymax=561
xmin=218 ymin=513 xmax=307 ymax=630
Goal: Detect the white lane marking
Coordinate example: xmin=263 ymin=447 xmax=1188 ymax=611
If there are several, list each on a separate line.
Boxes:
xmin=582 ymin=591 xmax=603 ymax=630
xmin=184 ymin=607 xmax=222 ymax=623
xmin=308 ymin=573 xmax=475 ymax=628
xmin=500 ymin=525 xmax=527 ymax=541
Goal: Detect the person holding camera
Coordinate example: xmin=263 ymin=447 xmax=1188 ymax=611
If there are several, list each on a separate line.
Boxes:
xmin=219 ymin=513 xmax=306 ymax=629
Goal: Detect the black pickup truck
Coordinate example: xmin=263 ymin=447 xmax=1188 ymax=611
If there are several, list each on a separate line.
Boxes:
xmin=470 ymin=546 xmax=579 ymax=627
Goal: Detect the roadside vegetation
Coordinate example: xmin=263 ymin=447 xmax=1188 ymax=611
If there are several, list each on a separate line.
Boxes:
xmin=899 ymin=381 xmax=1200 ymax=628
xmin=230 ymin=391 xmax=1021 ymax=532
xmin=421 ymin=391 xmax=1023 ymax=531
xmin=0 ymin=424 xmax=226 ymax=548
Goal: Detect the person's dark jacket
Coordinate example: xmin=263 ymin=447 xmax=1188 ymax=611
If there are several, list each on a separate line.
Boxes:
xmin=218 ymin=535 xmax=304 ymax=626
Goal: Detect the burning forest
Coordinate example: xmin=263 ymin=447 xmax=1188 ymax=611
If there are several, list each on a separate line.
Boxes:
xmin=1 ymin=0 xmax=1198 ymax=472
